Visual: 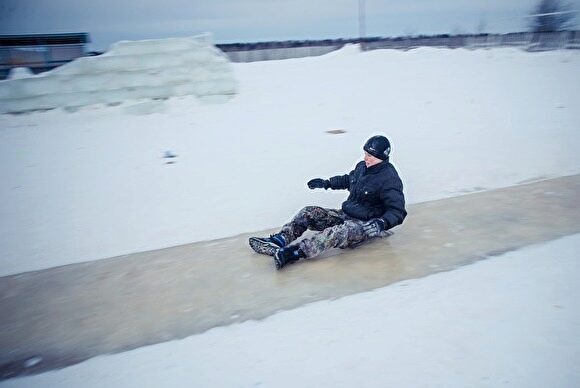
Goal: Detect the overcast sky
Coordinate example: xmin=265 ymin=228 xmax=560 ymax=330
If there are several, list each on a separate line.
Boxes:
xmin=1 ymin=0 xmax=579 ymax=50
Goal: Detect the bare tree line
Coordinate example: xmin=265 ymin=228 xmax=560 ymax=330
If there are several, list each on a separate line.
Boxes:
xmin=528 ymin=0 xmax=577 ymax=32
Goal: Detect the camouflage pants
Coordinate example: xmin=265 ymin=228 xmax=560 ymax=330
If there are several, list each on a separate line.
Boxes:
xmin=279 ymin=206 xmax=380 ymax=259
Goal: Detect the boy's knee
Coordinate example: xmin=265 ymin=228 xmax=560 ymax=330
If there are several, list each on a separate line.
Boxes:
xmin=298 ymin=206 xmax=323 ymax=216
xmin=343 ymin=220 xmax=366 ymax=246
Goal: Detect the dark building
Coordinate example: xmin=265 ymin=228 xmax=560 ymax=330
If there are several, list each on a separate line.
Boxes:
xmin=0 ymin=33 xmax=90 ymax=80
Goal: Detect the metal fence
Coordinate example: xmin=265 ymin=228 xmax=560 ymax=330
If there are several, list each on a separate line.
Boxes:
xmin=363 ymin=31 xmax=580 ymax=51
xmin=225 ymin=45 xmax=339 ymax=62
xmin=221 ymin=31 xmax=580 ymax=63
xmin=0 ymin=44 xmax=84 ymax=66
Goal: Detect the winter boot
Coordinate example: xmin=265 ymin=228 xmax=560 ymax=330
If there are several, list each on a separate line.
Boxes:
xmin=249 ymin=233 xmax=287 ymax=256
xmin=273 ymin=246 xmax=306 ymax=270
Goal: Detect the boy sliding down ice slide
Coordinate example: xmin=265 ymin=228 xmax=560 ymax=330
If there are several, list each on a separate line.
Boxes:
xmin=249 ymin=135 xmax=407 ymax=270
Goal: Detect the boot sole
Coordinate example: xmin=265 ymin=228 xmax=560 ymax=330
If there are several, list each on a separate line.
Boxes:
xmin=248 ymin=237 xmax=278 ymax=257
xmin=273 ymin=254 xmax=283 ymax=270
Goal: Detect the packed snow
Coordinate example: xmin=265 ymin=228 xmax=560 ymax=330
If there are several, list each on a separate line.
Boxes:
xmin=0 ymin=34 xmax=237 ymax=114
xmin=1 ymin=45 xmax=580 ymax=276
xmin=5 ymin=234 xmax=579 ymax=388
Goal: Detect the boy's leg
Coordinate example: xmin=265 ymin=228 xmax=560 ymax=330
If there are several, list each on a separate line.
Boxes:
xmin=297 ymin=219 xmax=368 ymax=259
xmin=249 ymin=206 xmax=344 ymax=256
xmin=280 ymin=206 xmax=345 ymax=244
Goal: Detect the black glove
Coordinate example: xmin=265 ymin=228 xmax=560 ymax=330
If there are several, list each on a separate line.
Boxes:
xmin=307 ymin=178 xmax=330 ymax=190
xmin=362 ymin=218 xmax=386 ymax=237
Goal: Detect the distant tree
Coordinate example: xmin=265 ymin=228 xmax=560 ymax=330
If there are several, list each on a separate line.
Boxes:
xmin=528 ymin=0 xmax=576 ymax=32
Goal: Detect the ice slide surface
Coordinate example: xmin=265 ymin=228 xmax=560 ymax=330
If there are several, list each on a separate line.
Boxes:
xmin=1 ymin=174 xmax=579 ymax=379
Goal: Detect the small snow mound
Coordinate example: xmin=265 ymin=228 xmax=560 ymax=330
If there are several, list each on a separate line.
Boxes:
xmin=8 ymin=67 xmax=35 ymax=80
xmin=322 ymin=44 xmax=362 ymax=58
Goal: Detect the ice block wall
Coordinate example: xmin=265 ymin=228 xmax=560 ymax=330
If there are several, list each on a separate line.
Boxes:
xmin=0 ymin=34 xmax=237 ymax=114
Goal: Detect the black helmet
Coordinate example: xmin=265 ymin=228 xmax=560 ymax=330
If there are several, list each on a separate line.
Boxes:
xmin=363 ymin=135 xmax=391 ymax=160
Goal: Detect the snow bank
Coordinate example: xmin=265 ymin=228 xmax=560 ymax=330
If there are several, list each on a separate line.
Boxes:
xmin=0 ymin=34 xmax=237 ymax=114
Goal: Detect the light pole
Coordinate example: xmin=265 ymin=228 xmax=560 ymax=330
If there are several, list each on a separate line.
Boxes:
xmin=359 ymin=0 xmax=366 ymax=41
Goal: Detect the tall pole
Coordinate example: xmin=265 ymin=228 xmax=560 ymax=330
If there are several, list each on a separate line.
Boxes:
xmin=359 ymin=0 xmax=366 ymax=41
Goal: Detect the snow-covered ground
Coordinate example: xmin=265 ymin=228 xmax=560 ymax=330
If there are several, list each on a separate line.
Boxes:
xmin=5 ymin=234 xmax=579 ymax=388
xmin=1 ymin=46 xmax=580 ymax=276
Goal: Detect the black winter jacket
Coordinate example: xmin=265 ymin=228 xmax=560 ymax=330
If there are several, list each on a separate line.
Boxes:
xmin=328 ymin=160 xmax=407 ymax=229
